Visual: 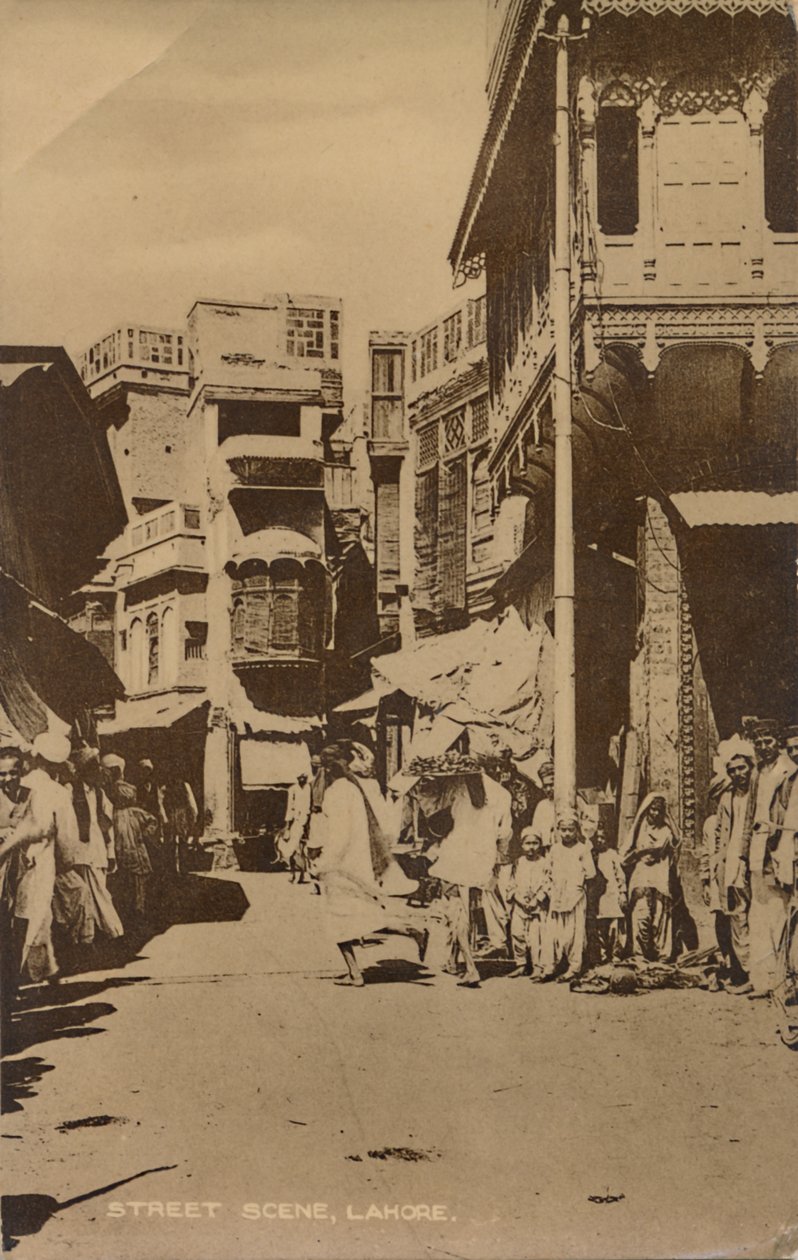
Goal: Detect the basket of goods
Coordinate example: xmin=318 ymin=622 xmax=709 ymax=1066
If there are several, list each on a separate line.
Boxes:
xmin=407 ymin=752 xmax=483 ymax=778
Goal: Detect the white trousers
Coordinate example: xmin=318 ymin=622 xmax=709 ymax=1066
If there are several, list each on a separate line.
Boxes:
xmin=544 ymin=893 xmax=587 ymax=977
xmin=483 ymin=864 xmax=513 ymax=948
xmin=748 ymin=872 xmax=790 ymax=995
xmin=510 ymin=905 xmax=546 ymax=974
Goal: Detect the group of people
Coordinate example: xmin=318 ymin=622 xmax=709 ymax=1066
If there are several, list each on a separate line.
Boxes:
xmin=0 ymin=740 xmax=198 ymax=1013
xmin=701 ymin=717 xmax=798 ymax=1002
xmin=292 ymin=738 xmax=695 ymax=991
xmin=296 ymin=719 xmax=798 ymax=1002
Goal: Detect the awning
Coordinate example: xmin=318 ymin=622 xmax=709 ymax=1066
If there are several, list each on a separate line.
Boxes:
xmin=671 ymin=491 xmax=798 ymax=529
xmin=229 ymin=673 xmax=323 ymax=735
xmin=0 ymin=572 xmax=124 ymax=743
xmin=99 ymin=693 xmax=208 ymax=736
xmin=332 ymin=682 xmax=395 ymax=714
xmin=239 ymin=738 xmax=311 ymax=789
xmin=0 ymin=351 xmax=126 ymax=605
xmin=372 ymin=608 xmax=553 ymax=755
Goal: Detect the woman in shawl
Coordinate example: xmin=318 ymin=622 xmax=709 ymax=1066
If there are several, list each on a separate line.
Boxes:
xmin=312 ymin=741 xmax=427 ymax=987
xmin=620 ymin=791 xmax=680 ymax=962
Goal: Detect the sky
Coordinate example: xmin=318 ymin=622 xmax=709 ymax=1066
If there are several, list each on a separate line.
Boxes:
xmin=0 ymin=0 xmax=488 ymax=402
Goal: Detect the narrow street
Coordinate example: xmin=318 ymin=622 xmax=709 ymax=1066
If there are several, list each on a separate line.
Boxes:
xmin=3 ymin=872 xmax=798 ymax=1260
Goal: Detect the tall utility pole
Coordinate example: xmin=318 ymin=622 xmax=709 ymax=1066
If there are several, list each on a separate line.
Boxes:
xmin=551 ymin=12 xmax=577 ymax=819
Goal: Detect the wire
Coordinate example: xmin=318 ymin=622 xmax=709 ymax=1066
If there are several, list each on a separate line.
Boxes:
xmin=574 ymin=385 xmax=625 ymax=432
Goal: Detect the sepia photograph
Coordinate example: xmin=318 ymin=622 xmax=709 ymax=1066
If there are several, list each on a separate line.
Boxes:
xmin=1 ymin=0 xmax=797 ymax=1256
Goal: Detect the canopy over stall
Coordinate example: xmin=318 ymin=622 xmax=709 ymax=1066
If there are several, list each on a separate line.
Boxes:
xmin=371 ymin=608 xmax=553 ymax=757
xmin=99 ymin=693 xmax=208 ymax=737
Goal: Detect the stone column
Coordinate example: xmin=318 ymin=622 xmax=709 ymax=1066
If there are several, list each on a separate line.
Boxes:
xmin=636 ymin=499 xmax=681 ymax=814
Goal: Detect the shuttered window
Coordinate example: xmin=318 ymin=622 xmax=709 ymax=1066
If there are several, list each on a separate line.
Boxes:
xmin=765 ymin=73 xmax=798 ymax=233
xmin=245 ymin=581 xmax=271 ymax=654
xmin=272 ymin=581 xmax=300 ymax=650
xmin=376 ymin=481 xmax=400 ymax=588
xmin=439 ymin=455 xmax=467 ymax=612
xmin=414 ymin=465 xmax=439 ymax=610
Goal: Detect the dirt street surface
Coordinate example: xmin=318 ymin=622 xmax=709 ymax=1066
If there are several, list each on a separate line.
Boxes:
xmin=3 ymin=872 xmax=798 ymax=1260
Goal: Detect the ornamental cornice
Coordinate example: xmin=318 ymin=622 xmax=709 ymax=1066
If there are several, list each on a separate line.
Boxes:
xmin=584 ymin=301 xmax=798 ymax=374
xmin=584 ymin=0 xmax=788 ymax=16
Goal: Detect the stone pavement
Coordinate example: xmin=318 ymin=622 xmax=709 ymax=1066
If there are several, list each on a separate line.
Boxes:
xmin=2 ymin=871 xmax=798 ymax=1259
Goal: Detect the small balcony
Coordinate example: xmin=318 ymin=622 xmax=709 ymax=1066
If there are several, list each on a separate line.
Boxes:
xmin=117 ymin=504 xmax=205 ymax=589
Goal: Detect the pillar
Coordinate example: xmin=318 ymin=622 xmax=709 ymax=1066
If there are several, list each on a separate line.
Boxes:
xmin=743 ymin=85 xmax=768 ymax=285
xmin=634 ymin=500 xmax=681 ymax=813
xmin=638 ymin=93 xmax=659 ymax=285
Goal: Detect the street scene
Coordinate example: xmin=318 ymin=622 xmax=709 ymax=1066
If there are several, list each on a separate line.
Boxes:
xmin=1 ymin=0 xmax=798 ymax=1256
xmin=3 ymin=872 xmax=798 ymax=1260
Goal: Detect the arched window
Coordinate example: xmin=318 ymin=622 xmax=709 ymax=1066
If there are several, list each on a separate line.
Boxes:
xmin=129 ymin=617 xmax=144 ymax=692
xmin=596 ymin=82 xmax=639 ymax=235
xmin=298 ymin=564 xmax=324 ymax=656
xmin=765 ymin=72 xmax=798 ymax=233
xmin=228 ymin=562 xmax=323 ymax=659
xmin=161 ymin=606 xmax=177 ymax=685
xmin=146 ymin=612 xmax=160 ymax=687
xmin=231 ymin=598 xmax=246 ymax=652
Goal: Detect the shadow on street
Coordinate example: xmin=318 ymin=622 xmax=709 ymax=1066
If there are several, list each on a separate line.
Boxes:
xmin=1 ymin=1164 xmax=178 ymax=1252
xmin=1 ymin=874 xmax=249 ymax=1112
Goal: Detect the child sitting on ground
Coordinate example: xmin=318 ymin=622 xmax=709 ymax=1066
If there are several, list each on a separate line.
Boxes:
xmin=544 ymin=811 xmax=596 ymax=981
xmin=506 ymin=827 xmax=551 ymax=979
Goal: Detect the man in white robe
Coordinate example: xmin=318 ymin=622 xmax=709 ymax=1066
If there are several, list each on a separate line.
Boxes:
xmin=313 ymin=743 xmax=426 ymax=987
xmin=0 ymin=747 xmax=79 ymax=998
xmin=53 ymin=748 xmax=123 ymax=950
xmin=741 ymin=719 xmax=794 ymax=997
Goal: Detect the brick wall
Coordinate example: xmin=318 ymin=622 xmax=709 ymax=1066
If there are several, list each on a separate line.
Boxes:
xmin=111 ymin=389 xmax=196 ymax=512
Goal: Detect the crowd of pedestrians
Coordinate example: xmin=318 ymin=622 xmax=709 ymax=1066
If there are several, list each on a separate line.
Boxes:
xmin=0 ymin=741 xmax=199 ymax=1016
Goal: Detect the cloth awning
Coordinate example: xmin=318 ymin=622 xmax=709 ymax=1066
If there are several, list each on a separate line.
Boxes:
xmin=332 ymin=682 xmax=395 ymax=714
xmin=229 ymin=673 xmax=323 ymax=735
xmin=239 ymin=738 xmax=311 ymax=789
xmin=0 ymin=351 xmax=126 ymax=606
xmin=671 ymin=491 xmax=798 ymax=529
xmin=372 ymin=608 xmax=553 ymax=755
xmin=99 ymin=693 xmax=208 ymax=736
xmin=0 ymin=571 xmax=124 ymax=744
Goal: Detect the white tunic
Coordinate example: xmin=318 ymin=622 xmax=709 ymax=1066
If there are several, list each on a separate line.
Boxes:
xmin=315 ymin=778 xmax=389 ymax=942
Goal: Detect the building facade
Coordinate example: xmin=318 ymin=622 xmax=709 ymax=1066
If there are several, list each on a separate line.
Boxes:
xmin=368 ymin=288 xmax=499 ymax=643
xmin=78 ymin=294 xmax=377 ymax=848
xmin=449 ymin=0 xmax=798 ymax=851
